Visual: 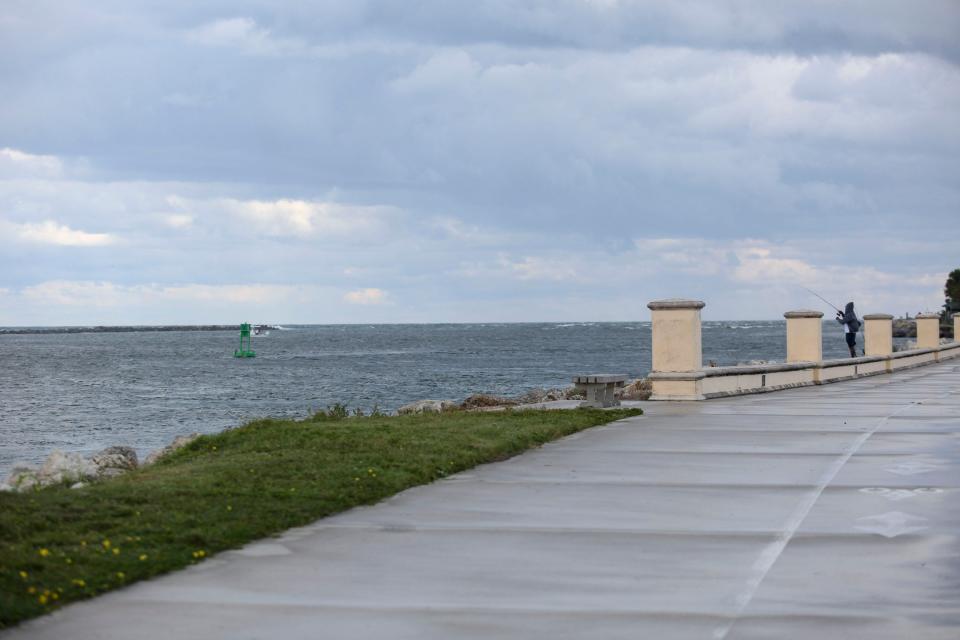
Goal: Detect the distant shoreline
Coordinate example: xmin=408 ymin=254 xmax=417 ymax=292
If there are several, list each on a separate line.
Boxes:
xmin=0 ymin=317 xmax=937 ymax=337
xmin=0 ymin=325 xmax=238 ymax=335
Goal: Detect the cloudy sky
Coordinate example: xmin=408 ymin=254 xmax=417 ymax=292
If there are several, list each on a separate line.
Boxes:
xmin=2 ymin=1 xmax=957 ymax=324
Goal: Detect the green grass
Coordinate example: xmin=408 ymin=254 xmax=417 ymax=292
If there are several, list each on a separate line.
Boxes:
xmin=0 ymin=407 xmax=640 ymax=627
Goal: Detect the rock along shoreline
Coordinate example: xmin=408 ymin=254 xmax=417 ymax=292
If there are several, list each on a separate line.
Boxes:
xmin=2 ymin=379 xmax=651 ymax=493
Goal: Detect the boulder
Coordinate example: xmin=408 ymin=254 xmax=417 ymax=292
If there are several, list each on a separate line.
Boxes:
xmin=4 ymin=465 xmax=40 ymax=492
xmin=4 ymin=435 xmax=192 ymax=492
xmin=514 ymin=387 xmax=569 ymax=404
xmin=143 ymin=433 xmax=201 ymax=466
xmin=461 ymin=394 xmax=516 ymax=409
xmin=397 ymin=400 xmax=457 ymax=415
xmin=91 ymin=446 xmax=138 ymax=478
xmin=3 ymin=450 xmax=101 ymax=492
xmin=562 ymin=385 xmax=585 ymax=400
xmin=619 ymin=378 xmax=653 ymax=401
xmin=515 ymin=387 xmax=549 ymax=404
xmin=39 ymin=450 xmax=98 ymax=485
xmin=543 ymin=388 xmax=567 ymax=401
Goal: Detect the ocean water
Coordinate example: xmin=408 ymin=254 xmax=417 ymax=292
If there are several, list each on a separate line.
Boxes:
xmin=0 ymin=321 xmax=887 ymax=475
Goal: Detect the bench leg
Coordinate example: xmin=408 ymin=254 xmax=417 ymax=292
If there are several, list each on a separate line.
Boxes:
xmin=603 ymin=382 xmax=621 ymax=407
xmin=579 ymin=383 xmax=622 ymax=408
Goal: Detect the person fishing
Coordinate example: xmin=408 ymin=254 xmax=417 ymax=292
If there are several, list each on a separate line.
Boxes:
xmin=836 ymin=302 xmax=861 ymax=357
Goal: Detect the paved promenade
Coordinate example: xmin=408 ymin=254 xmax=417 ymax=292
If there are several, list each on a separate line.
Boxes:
xmin=9 ymin=361 xmax=960 ymax=639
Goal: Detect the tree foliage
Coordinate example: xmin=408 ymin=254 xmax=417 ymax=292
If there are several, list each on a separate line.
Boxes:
xmin=945 ymin=268 xmax=960 ymax=313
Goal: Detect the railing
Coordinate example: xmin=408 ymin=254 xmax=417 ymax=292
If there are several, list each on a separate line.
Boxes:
xmin=646 ymin=299 xmax=960 ymax=401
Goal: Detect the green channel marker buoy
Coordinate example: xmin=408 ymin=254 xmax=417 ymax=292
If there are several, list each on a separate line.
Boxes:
xmin=234 ymin=322 xmax=256 ymax=358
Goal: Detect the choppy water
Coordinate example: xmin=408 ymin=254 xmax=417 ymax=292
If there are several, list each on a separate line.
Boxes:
xmin=0 ymin=321 xmax=888 ymax=474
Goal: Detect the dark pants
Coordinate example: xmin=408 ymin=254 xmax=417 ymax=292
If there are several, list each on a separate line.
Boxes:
xmin=845 ymin=332 xmax=857 ymax=357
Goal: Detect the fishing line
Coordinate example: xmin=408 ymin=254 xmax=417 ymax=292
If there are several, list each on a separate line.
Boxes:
xmin=799 ymin=286 xmax=842 ymax=313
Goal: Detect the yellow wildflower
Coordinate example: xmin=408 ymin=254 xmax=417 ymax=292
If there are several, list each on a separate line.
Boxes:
xmin=72 ymin=579 xmax=86 ymax=587
xmin=18 ymin=570 xmax=28 ymax=579
xmin=38 ymin=595 xmax=48 ymax=605
xmin=51 ymin=592 xmax=59 ymax=600
xmin=27 ymin=586 xmax=36 ymax=594
xmin=38 ymin=548 xmax=50 ymax=557
xmin=116 ymin=572 xmax=125 ymax=580
xmin=101 ymin=539 xmax=111 ymax=549
xmin=139 ymin=554 xmax=148 ymax=561
xmin=226 ymin=505 xmax=232 ymax=511
xmin=112 ymin=548 xmax=120 ymax=555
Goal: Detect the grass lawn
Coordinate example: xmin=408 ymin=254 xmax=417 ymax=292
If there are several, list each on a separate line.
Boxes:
xmin=0 ymin=407 xmax=640 ymax=627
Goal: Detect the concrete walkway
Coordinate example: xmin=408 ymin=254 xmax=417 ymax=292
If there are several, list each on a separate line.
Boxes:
xmin=9 ymin=362 xmax=960 ymax=639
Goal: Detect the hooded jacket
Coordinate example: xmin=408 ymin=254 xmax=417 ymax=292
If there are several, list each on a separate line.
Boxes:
xmin=837 ymin=302 xmax=860 ymax=332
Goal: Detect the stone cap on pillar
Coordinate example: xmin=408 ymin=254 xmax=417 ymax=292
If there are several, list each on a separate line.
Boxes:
xmin=647 ymin=299 xmax=705 ymax=310
xmin=863 ymin=313 xmax=894 ymax=320
xmin=916 ymin=312 xmax=941 ymax=319
xmin=783 ymin=310 xmax=823 ymax=318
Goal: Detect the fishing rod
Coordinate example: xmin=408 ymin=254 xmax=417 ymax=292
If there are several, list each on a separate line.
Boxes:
xmin=799 ymin=286 xmax=842 ymax=313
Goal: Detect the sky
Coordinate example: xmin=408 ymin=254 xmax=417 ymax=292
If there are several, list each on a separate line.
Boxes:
xmin=1 ymin=0 xmax=958 ymax=324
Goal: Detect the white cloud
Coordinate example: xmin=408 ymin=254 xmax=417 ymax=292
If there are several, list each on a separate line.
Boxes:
xmin=0 ymin=147 xmax=63 ymax=179
xmin=222 ymin=198 xmax=391 ymax=237
xmin=732 ymin=246 xmax=820 ymax=284
xmin=164 ymin=214 xmax=194 ymax=229
xmin=21 ymin=281 xmax=299 ymax=307
xmin=344 ymin=288 xmax=387 ymax=305
xmin=9 ymin=220 xmax=116 ymax=246
xmin=186 ymin=17 xmax=307 ymax=57
xmin=392 ymin=49 xmax=481 ymax=93
xmin=500 ymin=255 xmax=582 ymax=282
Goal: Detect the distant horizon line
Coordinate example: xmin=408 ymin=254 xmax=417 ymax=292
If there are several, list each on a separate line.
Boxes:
xmin=0 ymin=316 xmax=919 ymax=333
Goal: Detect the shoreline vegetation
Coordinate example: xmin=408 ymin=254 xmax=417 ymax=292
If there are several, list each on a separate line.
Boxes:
xmin=0 ymin=406 xmax=641 ymax=628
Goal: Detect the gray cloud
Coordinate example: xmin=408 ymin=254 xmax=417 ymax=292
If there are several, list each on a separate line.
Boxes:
xmin=0 ymin=2 xmax=957 ymax=323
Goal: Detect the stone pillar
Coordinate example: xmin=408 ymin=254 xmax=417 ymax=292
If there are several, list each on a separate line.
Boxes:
xmin=784 ymin=310 xmax=823 ymax=362
xmin=647 ymin=299 xmax=705 ymax=400
xmin=916 ymin=313 xmax=940 ymax=349
xmin=954 ymin=314 xmax=959 ymax=343
xmin=649 ymin=299 xmax=704 ymax=371
xmin=863 ymin=314 xmax=893 ymax=357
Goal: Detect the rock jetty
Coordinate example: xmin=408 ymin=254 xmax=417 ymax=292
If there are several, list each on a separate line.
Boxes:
xmin=1 ymin=435 xmax=199 ymax=493
xmin=0 ymin=325 xmax=238 ymax=336
xmin=399 ymin=379 xmax=650 ymax=414
xmin=892 ymin=319 xmax=916 ymax=338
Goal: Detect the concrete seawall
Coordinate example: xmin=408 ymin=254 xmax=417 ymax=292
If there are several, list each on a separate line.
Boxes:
xmin=647 ymin=299 xmax=959 ymax=401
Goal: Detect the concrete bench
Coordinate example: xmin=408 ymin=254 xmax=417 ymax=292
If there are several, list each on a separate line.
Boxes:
xmin=573 ymin=374 xmax=627 ymax=408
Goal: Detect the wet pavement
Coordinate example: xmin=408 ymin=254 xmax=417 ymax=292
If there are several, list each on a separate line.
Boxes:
xmin=7 ymin=361 xmax=959 ymax=639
